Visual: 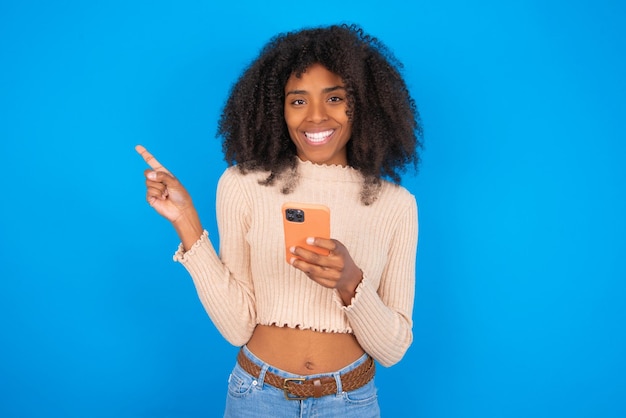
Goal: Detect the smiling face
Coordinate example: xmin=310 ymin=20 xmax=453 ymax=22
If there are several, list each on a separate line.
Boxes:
xmin=284 ymin=63 xmax=352 ymax=166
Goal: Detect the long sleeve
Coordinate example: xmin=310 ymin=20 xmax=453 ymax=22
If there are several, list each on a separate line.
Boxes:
xmin=341 ymin=196 xmax=418 ymax=367
xmin=173 ymin=169 xmax=256 ymax=346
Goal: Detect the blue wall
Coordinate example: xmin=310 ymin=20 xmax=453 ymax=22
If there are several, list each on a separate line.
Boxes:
xmin=1 ymin=1 xmax=624 ymax=417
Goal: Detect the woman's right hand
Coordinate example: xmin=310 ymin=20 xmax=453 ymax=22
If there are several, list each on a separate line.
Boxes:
xmin=136 ymin=145 xmax=203 ymax=250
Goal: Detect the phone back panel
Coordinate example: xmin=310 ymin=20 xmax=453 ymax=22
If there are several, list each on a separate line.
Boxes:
xmin=282 ymin=202 xmax=331 ymax=263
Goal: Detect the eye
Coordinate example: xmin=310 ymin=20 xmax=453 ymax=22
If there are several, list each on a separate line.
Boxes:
xmin=290 ymin=99 xmax=306 ymax=106
xmin=327 ymin=96 xmax=344 ymax=103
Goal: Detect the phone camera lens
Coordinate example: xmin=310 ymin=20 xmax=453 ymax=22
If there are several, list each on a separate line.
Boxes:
xmin=286 ymin=209 xmax=304 ymax=223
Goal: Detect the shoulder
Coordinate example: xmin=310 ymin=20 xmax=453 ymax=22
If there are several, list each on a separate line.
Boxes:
xmin=218 ymin=165 xmax=270 ymax=189
xmin=378 ymin=181 xmax=417 ymax=208
xmin=217 ymin=164 xmax=292 ymax=202
xmin=372 ymin=181 xmax=418 ymax=225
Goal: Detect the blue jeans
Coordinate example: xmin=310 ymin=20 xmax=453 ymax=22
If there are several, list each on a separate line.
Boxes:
xmin=224 ymin=345 xmax=380 ymax=417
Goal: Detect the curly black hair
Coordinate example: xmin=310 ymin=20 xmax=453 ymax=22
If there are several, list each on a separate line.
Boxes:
xmin=217 ymin=24 xmax=423 ymax=204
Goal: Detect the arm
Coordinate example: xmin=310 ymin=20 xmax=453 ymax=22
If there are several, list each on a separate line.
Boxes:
xmin=174 ymin=169 xmax=257 ymax=345
xmin=343 ymin=196 xmax=418 ymax=366
xmin=136 ymin=146 xmax=256 ymax=345
xmin=289 ymin=194 xmax=418 ymax=366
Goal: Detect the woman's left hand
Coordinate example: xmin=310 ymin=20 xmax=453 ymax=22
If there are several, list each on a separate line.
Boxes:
xmin=289 ymin=238 xmax=363 ymax=306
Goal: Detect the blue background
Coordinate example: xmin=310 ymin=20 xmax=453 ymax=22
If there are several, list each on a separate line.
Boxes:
xmin=1 ymin=0 xmax=625 ymax=417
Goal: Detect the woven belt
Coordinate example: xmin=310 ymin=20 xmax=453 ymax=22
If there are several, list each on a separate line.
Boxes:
xmin=237 ymin=349 xmax=375 ymax=400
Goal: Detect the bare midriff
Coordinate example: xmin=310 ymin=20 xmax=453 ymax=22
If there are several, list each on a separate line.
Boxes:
xmin=246 ymin=324 xmax=365 ymax=375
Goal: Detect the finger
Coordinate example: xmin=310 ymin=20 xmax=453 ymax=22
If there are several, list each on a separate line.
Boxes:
xmin=146 ymin=191 xmax=168 ymax=203
xmin=311 ymin=265 xmax=341 ymax=281
xmin=146 ymin=181 xmax=168 ymax=199
xmin=291 ymin=246 xmax=323 ymax=264
xmin=306 ymin=237 xmax=338 ymax=253
xmin=135 ymin=145 xmax=172 ymax=174
xmin=290 ymin=246 xmax=339 ymax=270
xmin=292 ymin=259 xmax=341 ymax=286
xmin=143 ymin=169 xmax=178 ymax=189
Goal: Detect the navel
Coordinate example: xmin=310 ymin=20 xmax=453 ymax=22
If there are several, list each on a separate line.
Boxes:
xmin=305 ymin=361 xmax=315 ymax=370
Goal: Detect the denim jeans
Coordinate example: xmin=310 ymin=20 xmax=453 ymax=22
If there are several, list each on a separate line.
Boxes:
xmin=223 ymin=345 xmax=380 ymax=417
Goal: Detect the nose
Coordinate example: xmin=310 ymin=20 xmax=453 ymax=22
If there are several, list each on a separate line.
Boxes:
xmin=306 ymin=101 xmax=328 ymax=123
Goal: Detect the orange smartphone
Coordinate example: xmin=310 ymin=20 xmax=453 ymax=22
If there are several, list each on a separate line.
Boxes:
xmin=282 ymin=202 xmax=331 ymax=263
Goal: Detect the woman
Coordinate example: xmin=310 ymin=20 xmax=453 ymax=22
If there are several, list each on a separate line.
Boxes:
xmin=137 ymin=24 xmax=422 ymax=417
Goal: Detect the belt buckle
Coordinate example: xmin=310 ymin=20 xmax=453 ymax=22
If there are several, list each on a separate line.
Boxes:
xmin=283 ymin=377 xmax=306 ymax=400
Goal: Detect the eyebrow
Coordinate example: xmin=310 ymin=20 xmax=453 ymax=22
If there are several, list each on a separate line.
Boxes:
xmin=285 ymin=85 xmax=346 ymax=96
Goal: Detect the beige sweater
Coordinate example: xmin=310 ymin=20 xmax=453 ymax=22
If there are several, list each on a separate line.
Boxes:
xmin=174 ymin=159 xmax=418 ymax=367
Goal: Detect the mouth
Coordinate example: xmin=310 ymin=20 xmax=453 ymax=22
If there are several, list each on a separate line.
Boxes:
xmin=304 ymin=129 xmax=335 ymax=145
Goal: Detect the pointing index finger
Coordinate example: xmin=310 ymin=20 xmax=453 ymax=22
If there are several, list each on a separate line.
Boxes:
xmin=135 ymin=145 xmax=172 ymax=174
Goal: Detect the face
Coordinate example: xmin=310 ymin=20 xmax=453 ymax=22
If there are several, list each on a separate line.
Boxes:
xmin=284 ymin=63 xmax=352 ymax=166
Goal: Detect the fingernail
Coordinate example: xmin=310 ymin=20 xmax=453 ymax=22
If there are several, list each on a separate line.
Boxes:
xmin=289 ymin=257 xmax=296 ymax=265
xmin=306 ymin=237 xmax=315 ymax=245
xmin=148 ymin=171 xmax=157 ymax=180
xmin=289 ymin=246 xmax=296 ymax=254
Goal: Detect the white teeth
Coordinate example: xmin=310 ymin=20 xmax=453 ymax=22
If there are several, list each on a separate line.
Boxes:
xmin=305 ymin=129 xmax=334 ymax=143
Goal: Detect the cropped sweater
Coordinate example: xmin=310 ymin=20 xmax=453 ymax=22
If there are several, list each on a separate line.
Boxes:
xmin=173 ymin=159 xmax=418 ymax=367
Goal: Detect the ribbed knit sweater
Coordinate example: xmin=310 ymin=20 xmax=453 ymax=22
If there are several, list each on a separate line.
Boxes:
xmin=174 ymin=159 xmax=418 ymax=366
